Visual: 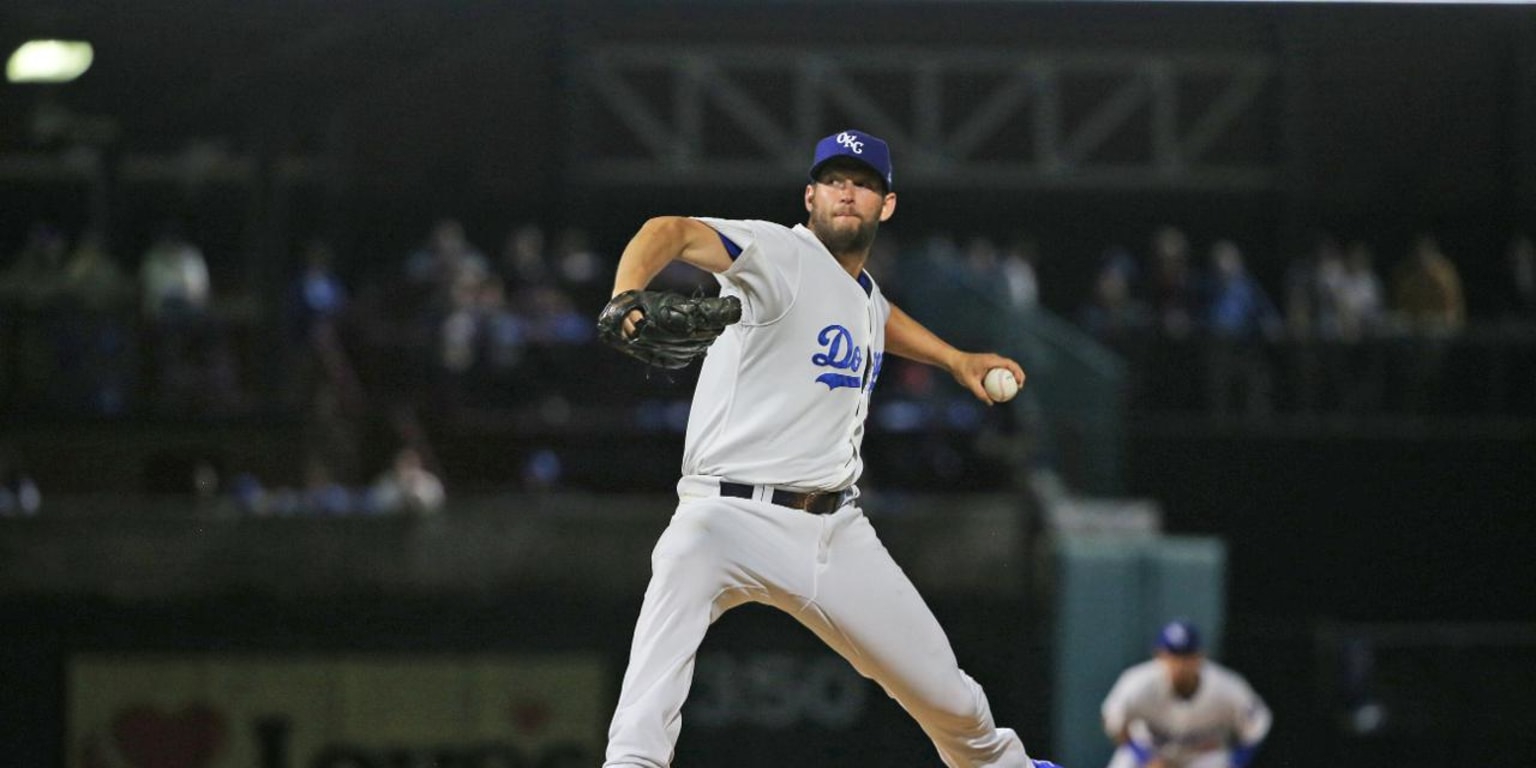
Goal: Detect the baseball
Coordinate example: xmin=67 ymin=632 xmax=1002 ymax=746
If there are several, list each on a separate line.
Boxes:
xmin=983 ymin=368 xmax=1019 ymax=403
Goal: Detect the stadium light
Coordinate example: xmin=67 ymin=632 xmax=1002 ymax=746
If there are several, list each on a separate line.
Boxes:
xmin=6 ymin=39 xmax=95 ymax=84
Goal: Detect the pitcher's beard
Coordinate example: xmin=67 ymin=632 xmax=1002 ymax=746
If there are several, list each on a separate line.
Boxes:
xmin=811 ymin=215 xmax=879 ymax=257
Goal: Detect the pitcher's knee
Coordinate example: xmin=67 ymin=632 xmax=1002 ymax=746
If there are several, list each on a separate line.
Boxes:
xmin=923 ymin=673 xmax=994 ymax=733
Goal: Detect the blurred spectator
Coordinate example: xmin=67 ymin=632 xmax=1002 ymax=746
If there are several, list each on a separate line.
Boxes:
xmin=963 ymin=234 xmax=1003 ymax=284
xmin=0 ymin=226 xmax=135 ymax=416
xmin=500 ymin=222 xmax=552 ymax=288
xmin=1201 ymin=239 xmax=1282 ymax=419
xmin=62 ymin=230 xmax=136 ymax=312
xmin=1312 ymin=244 xmax=1349 ymax=336
xmin=139 ymin=223 xmax=242 ymax=414
xmin=406 ymin=218 xmax=489 ymax=291
xmin=1077 ymin=248 xmax=1150 ymax=343
xmin=56 ymin=230 xmax=137 ymax=415
xmin=434 ymin=277 xmax=479 ymax=409
xmin=1329 ymin=240 xmax=1390 ymax=413
xmin=282 ymin=240 xmax=351 ymax=407
xmin=553 ymin=226 xmax=604 ymax=300
xmin=1099 ymin=240 xmax=1140 ymax=288
xmin=299 ymin=456 xmax=358 ymax=516
xmin=433 ymin=268 xmax=531 ymax=409
xmin=952 ymin=232 xmax=1039 ymax=322
xmin=1390 ymin=234 xmax=1464 ymax=412
xmin=139 ymin=223 xmax=210 ymax=319
xmin=440 ymin=269 xmax=487 ymax=375
xmin=1147 ymin=225 xmax=1198 ymax=340
xmin=1281 ymin=234 xmax=1342 ymax=412
xmin=0 ymin=446 xmax=41 ymax=517
xmin=228 ymin=471 xmax=270 ymax=516
xmin=1391 ymin=234 xmax=1464 ymax=334
xmin=287 ymin=240 xmax=349 ymax=339
xmin=0 ymin=222 xmax=70 ymax=307
xmin=1078 ymin=247 xmax=1152 ymax=409
xmin=1282 ymin=233 xmax=1340 ymax=341
xmin=404 ymin=218 xmax=490 ymax=348
xmin=999 ymin=235 xmax=1041 ymax=310
xmin=369 ymin=446 xmax=445 ymax=515
xmin=1205 ymin=240 xmax=1283 ymax=342
xmin=475 ymin=275 xmax=528 ymax=373
xmin=1337 ymin=241 xmax=1387 ymax=342
xmin=498 ymin=222 xmax=594 ymax=375
xmin=1497 ymin=233 xmax=1536 ymax=323
xmin=521 ymin=283 xmax=593 ymax=346
xmin=923 ymin=231 xmax=963 ymax=270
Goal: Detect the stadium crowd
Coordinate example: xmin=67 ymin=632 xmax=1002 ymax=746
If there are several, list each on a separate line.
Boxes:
xmin=2 ymin=214 xmax=1533 ymax=515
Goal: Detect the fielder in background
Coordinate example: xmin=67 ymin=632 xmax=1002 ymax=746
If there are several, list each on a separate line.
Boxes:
xmin=596 ymin=129 xmax=1057 ymax=768
xmin=1100 ymin=620 xmax=1272 ymax=768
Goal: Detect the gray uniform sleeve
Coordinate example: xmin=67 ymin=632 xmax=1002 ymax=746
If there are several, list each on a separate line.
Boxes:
xmin=1099 ymin=667 xmax=1141 ymax=740
xmin=693 ymin=217 xmax=801 ymax=325
xmin=1231 ymin=676 xmax=1272 ymax=746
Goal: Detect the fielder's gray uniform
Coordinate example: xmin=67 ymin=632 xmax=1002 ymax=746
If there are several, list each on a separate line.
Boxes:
xmin=1100 ymin=659 xmax=1271 ymax=768
xmin=604 ymin=217 xmax=1035 ymax=768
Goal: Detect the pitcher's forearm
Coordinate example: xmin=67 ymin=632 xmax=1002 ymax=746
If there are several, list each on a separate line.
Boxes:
xmin=884 ymin=303 xmax=961 ymax=369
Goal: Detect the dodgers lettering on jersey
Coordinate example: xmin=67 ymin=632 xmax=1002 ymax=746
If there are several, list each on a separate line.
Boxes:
xmin=813 ymin=324 xmax=880 ymax=391
xmin=679 ymin=217 xmax=888 ymax=491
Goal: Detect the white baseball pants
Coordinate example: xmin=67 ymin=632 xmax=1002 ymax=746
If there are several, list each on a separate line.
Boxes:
xmin=604 ymin=491 xmax=1034 ymax=767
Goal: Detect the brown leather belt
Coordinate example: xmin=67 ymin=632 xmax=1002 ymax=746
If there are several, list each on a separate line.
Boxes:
xmin=719 ymin=481 xmax=853 ymax=515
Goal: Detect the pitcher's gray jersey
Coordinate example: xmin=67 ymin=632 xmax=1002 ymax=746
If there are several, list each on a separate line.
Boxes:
xmin=681 ymin=217 xmax=888 ymax=491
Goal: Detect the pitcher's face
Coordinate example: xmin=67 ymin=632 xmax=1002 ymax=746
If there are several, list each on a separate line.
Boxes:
xmin=805 ymin=161 xmax=895 ymax=255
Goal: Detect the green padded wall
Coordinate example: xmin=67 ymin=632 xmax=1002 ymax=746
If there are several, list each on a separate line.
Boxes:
xmin=1050 ymin=534 xmax=1227 ymax=768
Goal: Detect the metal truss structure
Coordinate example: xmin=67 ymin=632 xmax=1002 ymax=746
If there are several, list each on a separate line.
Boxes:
xmin=573 ymin=47 xmax=1277 ymax=192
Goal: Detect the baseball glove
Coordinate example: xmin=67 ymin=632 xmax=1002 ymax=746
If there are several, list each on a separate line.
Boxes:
xmin=596 ymin=289 xmax=742 ymax=369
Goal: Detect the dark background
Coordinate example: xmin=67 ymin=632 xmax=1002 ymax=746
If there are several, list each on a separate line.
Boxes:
xmin=2 ymin=2 xmax=1535 ymax=766
xmin=2 ymin=1 xmax=1532 ymax=289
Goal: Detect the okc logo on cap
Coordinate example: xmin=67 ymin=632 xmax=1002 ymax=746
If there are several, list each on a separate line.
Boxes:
xmin=810 ymin=128 xmax=894 ymax=190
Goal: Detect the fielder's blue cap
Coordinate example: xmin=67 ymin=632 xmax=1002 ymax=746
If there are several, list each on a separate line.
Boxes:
xmin=1156 ymin=620 xmax=1203 ymax=655
xmin=809 ymin=129 xmax=894 ymax=191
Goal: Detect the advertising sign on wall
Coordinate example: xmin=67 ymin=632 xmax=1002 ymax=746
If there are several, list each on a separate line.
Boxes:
xmin=67 ymin=653 xmax=605 ymax=768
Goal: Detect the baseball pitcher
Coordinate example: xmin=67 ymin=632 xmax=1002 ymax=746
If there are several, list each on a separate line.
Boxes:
xmin=596 ymin=129 xmax=1058 ymax=768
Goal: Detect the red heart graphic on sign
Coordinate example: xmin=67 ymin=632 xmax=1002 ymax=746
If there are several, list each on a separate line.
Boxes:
xmin=112 ymin=704 xmax=226 ymax=768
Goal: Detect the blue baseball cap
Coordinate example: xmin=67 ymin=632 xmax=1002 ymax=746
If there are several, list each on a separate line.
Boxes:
xmin=809 ymin=129 xmax=894 ymax=191
xmin=1156 ymin=620 xmax=1203 ymax=655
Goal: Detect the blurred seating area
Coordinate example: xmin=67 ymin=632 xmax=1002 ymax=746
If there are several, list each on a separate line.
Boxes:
xmin=3 ymin=213 xmax=1533 ymax=510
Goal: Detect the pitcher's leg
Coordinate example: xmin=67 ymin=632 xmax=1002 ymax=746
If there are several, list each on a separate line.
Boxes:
xmin=793 ymin=512 xmax=1033 ymax=768
xmin=605 ymin=505 xmax=754 ymax=768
